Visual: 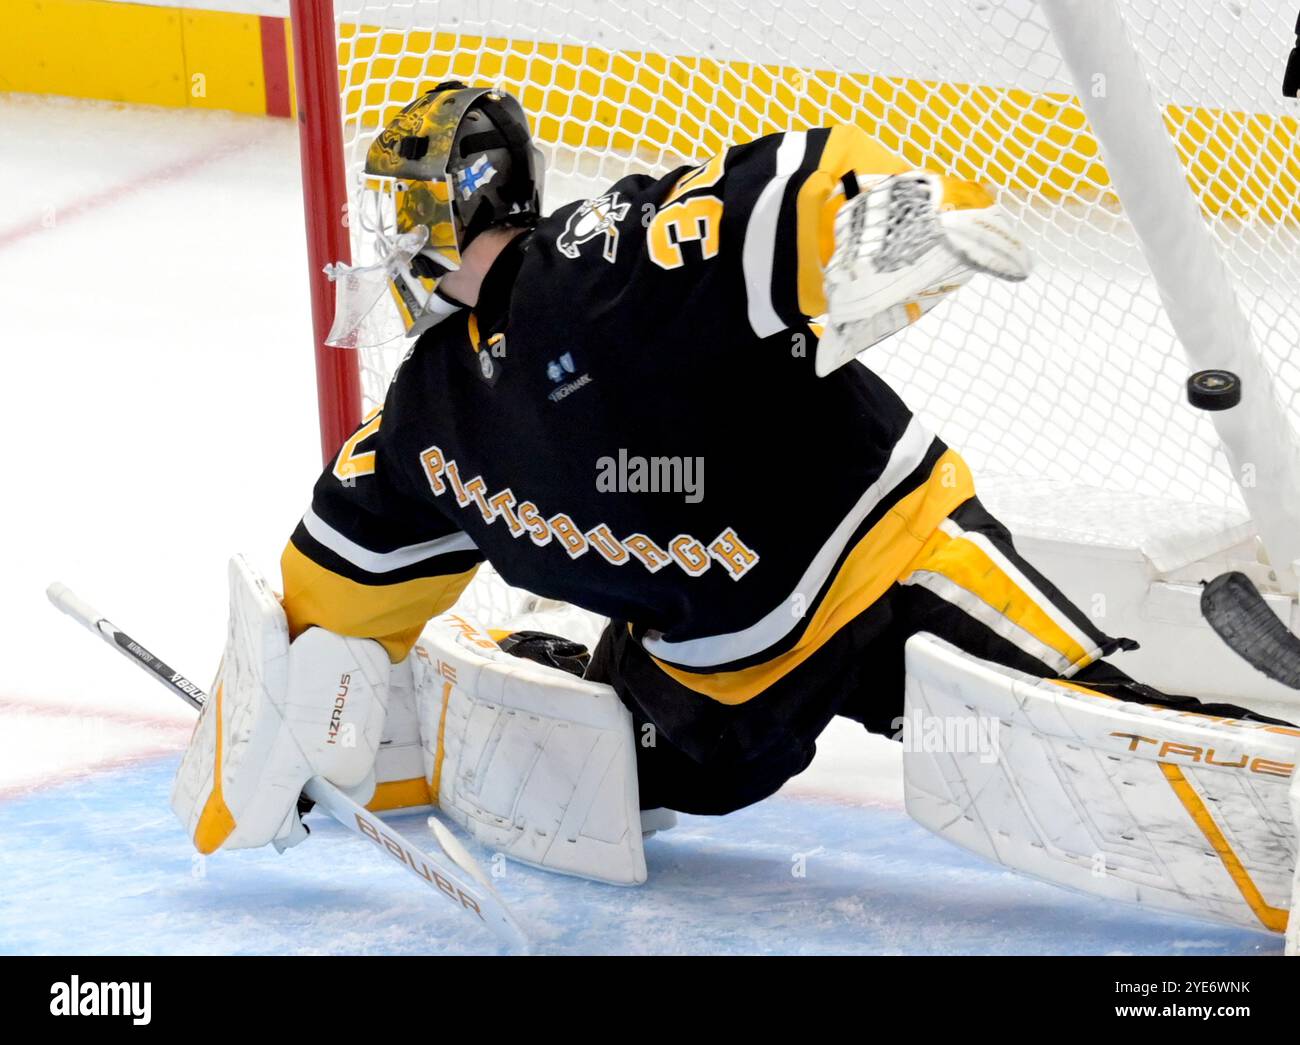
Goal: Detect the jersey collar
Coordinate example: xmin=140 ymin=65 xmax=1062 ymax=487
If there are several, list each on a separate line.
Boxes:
xmin=473 ymin=229 xmax=531 ymax=338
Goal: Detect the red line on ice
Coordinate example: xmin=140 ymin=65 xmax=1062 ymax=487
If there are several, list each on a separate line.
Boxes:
xmin=0 ymin=746 xmax=184 ymax=801
xmin=0 ymin=696 xmax=193 ymax=732
xmin=0 ymin=696 xmax=192 ymax=800
xmin=0 ymin=129 xmax=274 ymax=252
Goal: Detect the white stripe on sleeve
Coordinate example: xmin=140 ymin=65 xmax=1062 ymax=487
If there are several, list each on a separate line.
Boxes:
xmin=301 ymin=508 xmax=478 ymax=575
xmin=643 ymin=417 xmax=935 ymax=668
xmin=743 ymin=132 xmax=809 ymax=338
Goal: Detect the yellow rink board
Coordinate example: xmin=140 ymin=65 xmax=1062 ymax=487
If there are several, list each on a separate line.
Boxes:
xmin=0 ymin=0 xmax=284 ymax=115
xmin=3 ymin=0 xmax=1297 ymax=221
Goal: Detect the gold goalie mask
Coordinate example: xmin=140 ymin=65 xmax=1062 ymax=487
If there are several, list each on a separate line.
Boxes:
xmin=326 ymin=82 xmax=545 ymax=345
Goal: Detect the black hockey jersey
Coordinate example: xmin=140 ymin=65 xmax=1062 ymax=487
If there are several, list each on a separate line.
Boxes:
xmin=282 ymin=125 xmax=978 ymax=708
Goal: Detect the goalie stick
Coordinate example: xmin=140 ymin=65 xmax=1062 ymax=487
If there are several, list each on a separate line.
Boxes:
xmin=1201 ymin=571 xmax=1300 ymax=690
xmin=45 ymin=581 xmax=528 ymax=952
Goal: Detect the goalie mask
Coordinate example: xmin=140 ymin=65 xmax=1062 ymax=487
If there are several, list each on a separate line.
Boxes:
xmin=325 ymin=82 xmax=545 ymax=345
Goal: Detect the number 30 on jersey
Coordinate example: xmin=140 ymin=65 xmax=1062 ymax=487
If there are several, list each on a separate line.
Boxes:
xmin=647 ymin=195 xmax=724 ymax=270
xmin=647 ymin=152 xmax=727 ymax=270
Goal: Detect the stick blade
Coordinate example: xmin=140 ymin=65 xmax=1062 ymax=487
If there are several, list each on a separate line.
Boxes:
xmin=303 ymin=778 xmax=528 ymax=952
xmin=1201 ymin=571 xmax=1300 ymax=690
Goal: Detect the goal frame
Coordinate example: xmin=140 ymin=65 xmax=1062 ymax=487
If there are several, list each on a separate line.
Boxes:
xmin=287 ymin=0 xmax=1300 ymax=595
xmin=290 ymin=0 xmax=362 ymax=467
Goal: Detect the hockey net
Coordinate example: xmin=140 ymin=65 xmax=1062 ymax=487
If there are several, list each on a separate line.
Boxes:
xmin=307 ymin=0 xmax=1300 ymax=620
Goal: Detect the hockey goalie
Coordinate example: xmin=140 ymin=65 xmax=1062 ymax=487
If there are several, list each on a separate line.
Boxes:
xmin=172 ymin=83 xmax=1300 ymax=940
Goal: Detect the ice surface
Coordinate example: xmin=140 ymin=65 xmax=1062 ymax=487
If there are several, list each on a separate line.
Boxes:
xmin=0 ymin=755 xmax=1278 ymax=956
xmin=0 ymin=94 xmax=1282 ymax=954
xmin=0 ymin=95 xmax=320 ymax=737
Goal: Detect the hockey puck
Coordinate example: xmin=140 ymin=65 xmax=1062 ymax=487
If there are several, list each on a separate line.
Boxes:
xmin=1187 ymin=369 xmax=1242 ymax=410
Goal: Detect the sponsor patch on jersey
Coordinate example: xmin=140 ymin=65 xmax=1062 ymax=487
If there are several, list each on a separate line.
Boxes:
xmin=545 ymin=351 xmax=592 ymax=402
xmin=556 ymin=191 xmax=632 ymax=263
xmin=546 ymin=352 xmax=576 ymax=383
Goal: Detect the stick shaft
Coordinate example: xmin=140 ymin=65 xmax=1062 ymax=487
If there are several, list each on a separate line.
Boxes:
xmin=47 ymin=583 xmax=206 ymax=711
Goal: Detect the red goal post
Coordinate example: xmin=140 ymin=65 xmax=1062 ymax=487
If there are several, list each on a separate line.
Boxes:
xmin=290 ymin=0 xmax=362 ymax=466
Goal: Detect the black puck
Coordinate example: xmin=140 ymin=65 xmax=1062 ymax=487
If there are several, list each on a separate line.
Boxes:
xmin=1187 ymin=369 xmax=1242 ymax=410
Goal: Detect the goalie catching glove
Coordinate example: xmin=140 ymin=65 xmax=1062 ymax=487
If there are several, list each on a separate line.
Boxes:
xmin=816 ymin=172 xmax=1031 ymax=376
xmin=171 ymin=556 xmax=390 ymax=853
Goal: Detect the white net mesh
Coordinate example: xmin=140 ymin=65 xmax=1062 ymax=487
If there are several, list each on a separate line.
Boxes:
xmin=325 ymin=0 xmax=1300 ymax=616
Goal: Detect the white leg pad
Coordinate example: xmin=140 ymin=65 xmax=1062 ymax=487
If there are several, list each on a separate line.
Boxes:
xmin=371 ymin=656 xmax=431 ymax=805
xmin=903 ymin=633 xmax=1300 ymax=935
xmin=414 ymin=612 xmax=647 ymax=886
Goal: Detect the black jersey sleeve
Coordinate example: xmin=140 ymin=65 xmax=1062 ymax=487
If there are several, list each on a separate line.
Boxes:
xmin=281 ymin=405 xmax=484 ymax=662
xmin=729 ymin=124 xmax=912 ymax=337
xmin=648 ymin=125 xmax=911 ymax=338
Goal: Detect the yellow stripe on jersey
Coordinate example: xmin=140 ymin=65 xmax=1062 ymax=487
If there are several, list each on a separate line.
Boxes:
xmin=901 ymin=528 xmax=1095 ymax=671
xmin=281 ymin=541 xmax=478 ymax=662
xmin=794 ymin=125 xmax=909 ymax=319
xmin=650 ymin=448 xmax=974 ymax=705
xmin=333 ymin=408 xmax=383 ymax=483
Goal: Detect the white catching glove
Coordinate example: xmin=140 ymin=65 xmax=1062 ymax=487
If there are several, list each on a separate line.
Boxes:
xmin=171 ymin=555 xmax=390 ymax=854
xmin=816 ymin=171 xmax=1030 ymax=376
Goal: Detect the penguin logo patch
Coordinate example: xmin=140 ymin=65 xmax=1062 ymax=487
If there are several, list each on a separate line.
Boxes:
xmin=556 ymin=192 xmax=632 ymax=263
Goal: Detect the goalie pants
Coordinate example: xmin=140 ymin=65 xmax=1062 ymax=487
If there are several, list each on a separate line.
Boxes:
xmin=587 ymin=496 xmax=1278 ymax=816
